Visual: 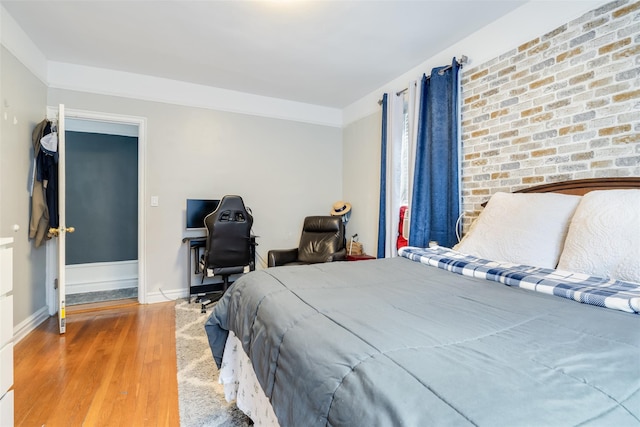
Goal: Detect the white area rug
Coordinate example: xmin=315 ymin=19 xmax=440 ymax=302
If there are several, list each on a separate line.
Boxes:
xmin=175 ymin=299 xmax=252 ymax=426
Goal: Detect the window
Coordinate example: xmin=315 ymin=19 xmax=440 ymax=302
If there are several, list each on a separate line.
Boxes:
xmin=399 ymin=97 xmax=410 ymax=205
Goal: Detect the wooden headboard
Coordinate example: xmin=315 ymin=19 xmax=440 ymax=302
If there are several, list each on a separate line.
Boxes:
xmin=479 ymin=178 xmax=640 ymax=208
xmin=515 ymin=177 xmax=640 ymax=196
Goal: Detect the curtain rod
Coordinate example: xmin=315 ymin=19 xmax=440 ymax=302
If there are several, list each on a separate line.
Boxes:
xmin=437 ymin=54 xmax=468 ymax=75
xmin=378 ymin=55 xmax=468 ymax=105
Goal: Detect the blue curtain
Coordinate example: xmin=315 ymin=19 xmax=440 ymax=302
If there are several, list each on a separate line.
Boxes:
xmin=409 ymin=58 xmax=460 ymax=249
xmin=377 ymin=94 xmax=388 ymax=258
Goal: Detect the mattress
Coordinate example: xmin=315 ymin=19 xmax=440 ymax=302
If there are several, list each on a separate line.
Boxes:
xmin=206 ymin=254 xmax=640 ymax=426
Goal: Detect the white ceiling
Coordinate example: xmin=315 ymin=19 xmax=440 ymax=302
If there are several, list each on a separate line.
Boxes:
xmin=1 ymin=0 xmax=528 ymax=108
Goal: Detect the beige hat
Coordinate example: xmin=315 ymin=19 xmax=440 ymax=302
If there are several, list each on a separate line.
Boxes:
xmin=331 ymin=201 xmax=352 ymax=216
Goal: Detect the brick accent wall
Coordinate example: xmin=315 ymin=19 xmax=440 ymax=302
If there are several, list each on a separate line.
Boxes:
xmin=460 ymin=0 xmax=639 ymax=229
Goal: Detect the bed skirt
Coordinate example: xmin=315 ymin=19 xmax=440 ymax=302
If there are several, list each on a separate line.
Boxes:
xmin=219 ymin=331 xmax=280 ymax=427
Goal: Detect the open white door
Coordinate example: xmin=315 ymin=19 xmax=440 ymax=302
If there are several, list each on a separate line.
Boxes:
xmin=51 ymin=104 xmax=73 ymax=334
xmin=44 ymin=107 xmax=146 ymax=316
xmin=55 ymin=104 xmax=66 ymax=334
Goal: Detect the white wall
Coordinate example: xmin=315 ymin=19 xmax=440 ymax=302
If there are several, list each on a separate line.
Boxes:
xmin=47 ymin=88 xmax=343 ymax=302
xmin=341 ymin=113 xmax=382 ymax=256
xmin=0 ymin=47 xmax=48 ymax=332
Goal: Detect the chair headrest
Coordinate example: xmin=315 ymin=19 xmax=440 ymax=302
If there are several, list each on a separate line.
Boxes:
xmin=205 ymin=195 xmax=253 ymax=227
xmin=302 ymin=216 xmax=342 ymax=233
xmin=216 ymin=195 xmax=248 ymax=213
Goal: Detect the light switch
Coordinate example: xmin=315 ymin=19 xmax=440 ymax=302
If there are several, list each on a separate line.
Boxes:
xmin=151 ymin=196 xmax=159 ymax=207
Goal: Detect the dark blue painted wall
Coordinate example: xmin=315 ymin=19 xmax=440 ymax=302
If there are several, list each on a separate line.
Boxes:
xmin=65 ymin=131 xmax=138 ymax=265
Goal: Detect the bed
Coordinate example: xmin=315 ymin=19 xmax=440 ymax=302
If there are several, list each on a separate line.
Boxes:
xmin=205 ymin=178 xmax=640 ymax=426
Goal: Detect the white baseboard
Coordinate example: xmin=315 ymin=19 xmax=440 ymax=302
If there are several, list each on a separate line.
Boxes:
xmin=145 ymin=288 xmax=189 ymax=304
xmin=66 ymin=260 xmax=138 ymax=295
xmin=13 ymin=306 xmax=50 ymax=344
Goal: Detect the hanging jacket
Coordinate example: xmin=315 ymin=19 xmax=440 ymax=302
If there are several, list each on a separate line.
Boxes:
xmin=29 ymin=119 xmax=52 ymax=247
xmin=38 ymin=130 xmax=59 ymax=229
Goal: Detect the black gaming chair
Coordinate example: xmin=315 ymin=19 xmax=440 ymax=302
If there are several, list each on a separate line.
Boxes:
xmin=201 ymin=195 xmax=253 ymax=311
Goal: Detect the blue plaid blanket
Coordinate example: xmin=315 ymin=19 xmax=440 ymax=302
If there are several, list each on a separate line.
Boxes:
xmin=399 ymin=246 xmax=640 ymax=314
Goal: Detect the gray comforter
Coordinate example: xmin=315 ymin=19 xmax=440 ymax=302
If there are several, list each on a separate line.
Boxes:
xmin=205 ymin=257 xmax=640 ymax=427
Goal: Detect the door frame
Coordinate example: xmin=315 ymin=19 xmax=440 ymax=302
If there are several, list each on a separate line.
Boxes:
xmin=45 ymin=107 xmax=147 ymax=314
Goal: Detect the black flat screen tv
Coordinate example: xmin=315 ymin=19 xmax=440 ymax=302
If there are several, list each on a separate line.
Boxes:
xmin=186 ymin=199 xmax=220 ymax=229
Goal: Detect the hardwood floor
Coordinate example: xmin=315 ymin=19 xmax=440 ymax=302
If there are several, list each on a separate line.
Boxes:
xmin=13 ymin=302 xmax=180 ymax=426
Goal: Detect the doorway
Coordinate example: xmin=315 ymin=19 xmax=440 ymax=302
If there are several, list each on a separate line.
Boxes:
xmin=45 ymin=108 xmax=147 ymax=314
xmin=65 ymin=119 xmax=139 ymax=305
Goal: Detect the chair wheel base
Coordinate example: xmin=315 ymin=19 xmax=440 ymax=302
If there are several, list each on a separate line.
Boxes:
xmin=193 ymin=291 xmax=224 ymax=313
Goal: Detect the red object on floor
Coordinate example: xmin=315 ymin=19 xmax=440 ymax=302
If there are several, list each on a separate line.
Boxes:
xmin=397 ymin=205 xmax=408 ymax=250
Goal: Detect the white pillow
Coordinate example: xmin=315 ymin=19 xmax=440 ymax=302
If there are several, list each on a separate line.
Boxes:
xmin=453 ymin=192 xmax=581 ymax=268
xmin=557 ymin=189 xmax=640 ymax=283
